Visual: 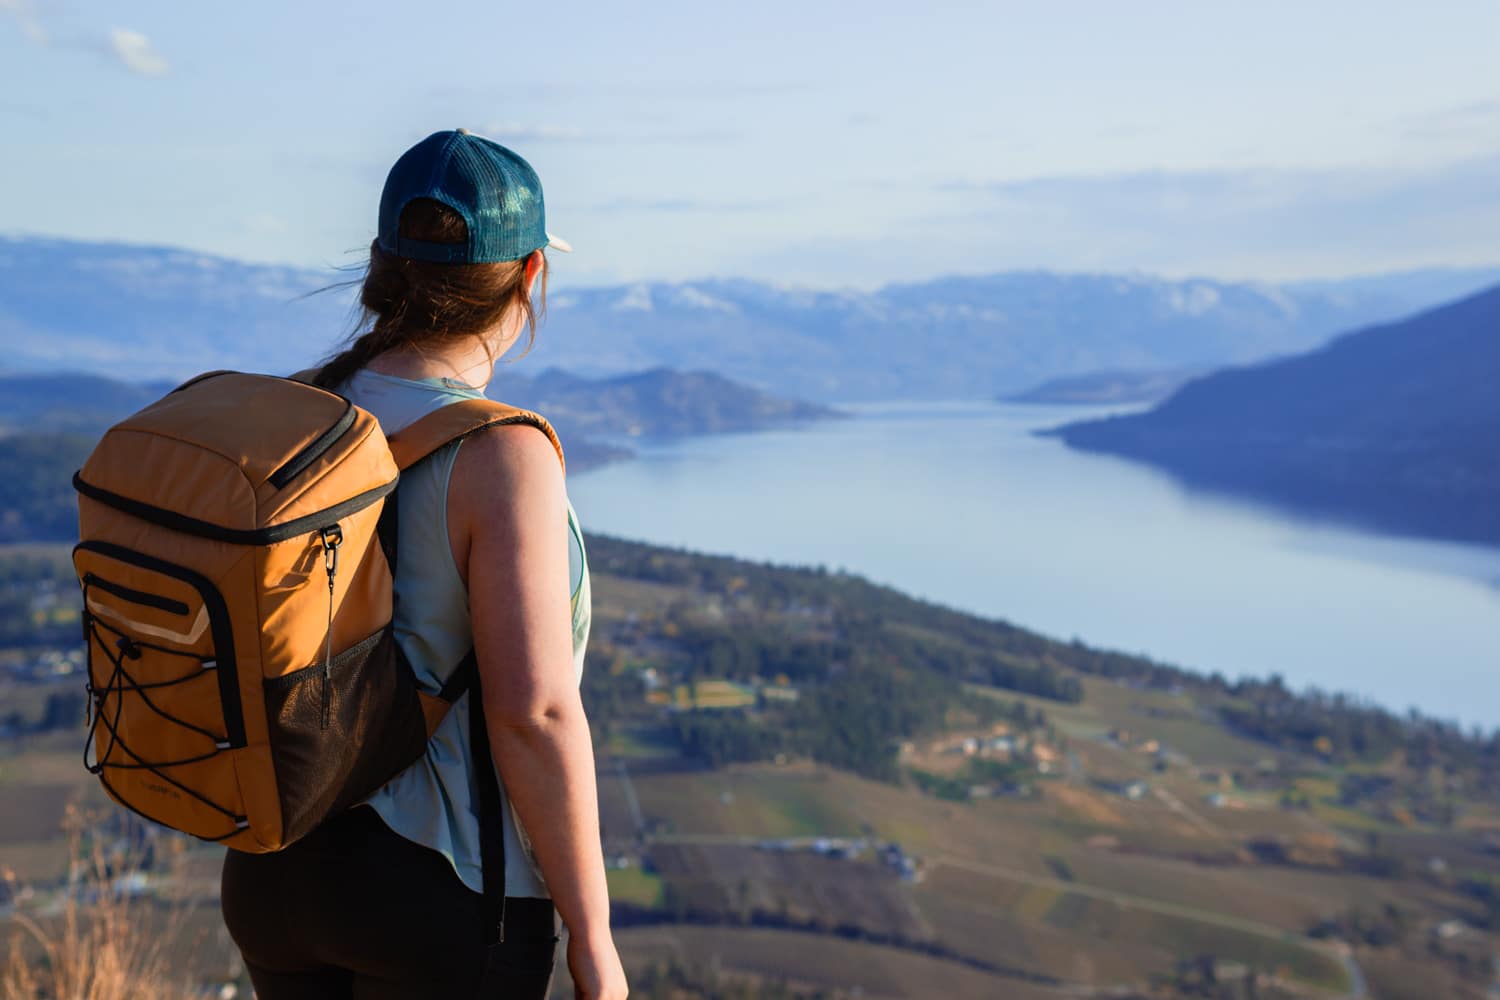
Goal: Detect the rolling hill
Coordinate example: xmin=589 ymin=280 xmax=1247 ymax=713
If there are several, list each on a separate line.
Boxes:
xmin=1050 ymin=283 xmax=1500 ymax=546
xmin=6 ymin=532 xmax=1499 ymax=998
xmin=494 ymin=366 xmax=839 ymax=439
xmin=0 ymin=366 xmax=837 ymax=543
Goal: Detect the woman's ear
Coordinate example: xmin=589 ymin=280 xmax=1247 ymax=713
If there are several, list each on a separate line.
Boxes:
xmin=523 ymin=249 xmax=544 ymax=295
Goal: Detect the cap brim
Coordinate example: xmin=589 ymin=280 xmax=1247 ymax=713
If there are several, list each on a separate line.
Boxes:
xmin=546 ymin=232 xmax=573 ymax=253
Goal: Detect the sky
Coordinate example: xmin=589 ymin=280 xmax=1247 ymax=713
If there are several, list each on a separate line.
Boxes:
xmin=3 ymin=0 xmax=1499 ymax=288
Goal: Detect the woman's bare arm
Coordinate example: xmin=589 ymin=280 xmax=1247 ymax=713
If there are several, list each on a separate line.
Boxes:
xmin=449 ymin=424 xmax=625 ymax=998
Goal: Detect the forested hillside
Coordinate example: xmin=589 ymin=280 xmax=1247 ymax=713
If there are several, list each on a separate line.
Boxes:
xmin=1052 ymin=283 xmax=1500 ymax=546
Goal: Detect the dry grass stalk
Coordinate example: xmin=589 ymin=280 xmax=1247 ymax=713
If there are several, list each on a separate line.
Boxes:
xmin=1 ymin=805 xmax=199 ymax=1000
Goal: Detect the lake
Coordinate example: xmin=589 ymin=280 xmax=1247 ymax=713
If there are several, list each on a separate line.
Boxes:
xmin=567 ymin=401 xmax=1500 ymax=730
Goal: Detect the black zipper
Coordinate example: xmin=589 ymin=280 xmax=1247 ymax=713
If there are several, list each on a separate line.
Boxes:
xmin=72 ymin=473 xmax=396 ymax=545
xmin=83 ymin=573 xmax=191 ymax=616
xmin=268 ymin=403 xmax=357 ymax=489
xmin=74 ymin=540 xmax=246 ymax=749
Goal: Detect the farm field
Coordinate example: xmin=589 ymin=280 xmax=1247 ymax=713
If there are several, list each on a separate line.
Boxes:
xmin=4 ymin=538 xmax=1500 ymax=997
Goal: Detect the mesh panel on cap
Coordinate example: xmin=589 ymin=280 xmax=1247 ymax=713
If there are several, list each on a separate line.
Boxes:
xmin=377 ymin=131 xmax=550 ymax=264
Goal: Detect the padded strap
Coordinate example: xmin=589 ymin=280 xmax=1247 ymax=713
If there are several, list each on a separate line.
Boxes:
xmin=385 ymin=399 xmax=565 ymax=474
xmin=414 ymin=648 xmax=506 ymax=943
xmin=464 ymin=648 xmax=509 ymax=945
xmin=415 ymin=634 xmax=476 ymax=736
xmin=286 ymin=368 xmax=322 ymax=386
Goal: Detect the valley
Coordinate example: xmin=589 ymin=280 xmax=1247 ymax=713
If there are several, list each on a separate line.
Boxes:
xmin=5 ymin=536 xmax=1499 ymax=997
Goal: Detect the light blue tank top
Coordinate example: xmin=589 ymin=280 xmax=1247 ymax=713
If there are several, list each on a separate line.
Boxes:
xmin=337 ymin=368 xmax=591 ymax=898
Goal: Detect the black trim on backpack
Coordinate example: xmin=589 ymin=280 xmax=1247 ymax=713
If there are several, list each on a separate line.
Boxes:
xmin=76 ymin=545 xmax=251 ymax=843
xmin=74 ymin=540 xmax=246 ymax=749
xmin=83 ymin=572 xmax=191 ymax=616
xmin=268 ymin=402 xmax=358 ymax=489
xmin=97 ymin=768 xmax=248 ymax=843
xmin=263 ymin=628 xmax=384 ymax=691
xmin=72 ymin=473 xmax=397 ymax=546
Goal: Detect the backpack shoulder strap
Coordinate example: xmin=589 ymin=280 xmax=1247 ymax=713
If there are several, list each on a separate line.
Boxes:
xmin=386 ymin=399 xmax=565 ymax=474
xmin=286 ymin=367 xmax=322 ymax=385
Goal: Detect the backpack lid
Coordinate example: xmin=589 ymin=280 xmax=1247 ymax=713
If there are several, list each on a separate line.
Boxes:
xmin=75 ymin=372 xmax=397 ymax=544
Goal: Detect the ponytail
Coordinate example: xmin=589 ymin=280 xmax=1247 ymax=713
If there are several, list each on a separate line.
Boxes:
xmin=313 ymin=323 xmax=403 ymax=390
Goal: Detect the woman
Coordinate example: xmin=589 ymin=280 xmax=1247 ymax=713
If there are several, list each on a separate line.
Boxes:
xmin=221 ymin=129 xmax=628 ymax=1000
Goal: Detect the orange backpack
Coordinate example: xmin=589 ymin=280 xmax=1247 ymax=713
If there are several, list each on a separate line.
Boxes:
xmin=71 ymin=370 xmax=562 ymax=853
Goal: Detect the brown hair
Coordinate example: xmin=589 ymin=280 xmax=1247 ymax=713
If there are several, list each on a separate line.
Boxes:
xmin=314 ymin=198 xmax=548 ymax=390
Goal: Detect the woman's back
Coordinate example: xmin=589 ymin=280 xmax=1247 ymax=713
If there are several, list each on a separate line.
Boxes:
xmin=339 ymin=367 xmax=590 ymax=899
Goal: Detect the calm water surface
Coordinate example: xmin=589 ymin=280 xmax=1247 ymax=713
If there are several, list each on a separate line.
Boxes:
xmin=568 ymin=402 xmax=1500 ymax=729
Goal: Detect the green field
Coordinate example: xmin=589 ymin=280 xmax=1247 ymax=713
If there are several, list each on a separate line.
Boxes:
xmin=606 ymin=864 xmax=665 ymax=908
xmin=671 ymin=679 xmax=759 ymax=710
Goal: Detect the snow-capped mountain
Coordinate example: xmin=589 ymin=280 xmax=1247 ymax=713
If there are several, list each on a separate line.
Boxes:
xmin=2 ymin=235 xmax=1494 ymax=401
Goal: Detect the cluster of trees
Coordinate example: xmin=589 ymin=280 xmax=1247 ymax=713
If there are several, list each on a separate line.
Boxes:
xmin=588 ymin=535 xmax=1500 ymax=791
xmin=911 ymin=757 xmax=1037 ymax=803
xmin=0 ymin=433 xmax=93 ymax=544
xmin=0 ymin=549 xmax=81 ymax=647
xmin=668 ymin=663 xmax=963 ymax=781
xmin=583 ymin=534 xmax=1077 ymax=781
xmin=1151 ymin=955 xmax=1274 ymax=1000
xmin=1220 ymin=676 xmax=1500 ymax=797
xmin=587 ymin=536 xmax=1091 ymax=696
xmin=1307 ymin=903 xmax=1414 ymax=948
xmin=672 ymin=628 xmax=843 ymax=684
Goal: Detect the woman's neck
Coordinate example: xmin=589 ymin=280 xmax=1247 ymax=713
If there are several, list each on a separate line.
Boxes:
xmin=365 ymin=339 xmax=501 ymax=390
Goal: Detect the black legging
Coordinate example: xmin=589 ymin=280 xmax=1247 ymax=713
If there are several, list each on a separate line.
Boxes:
xmin=221 ymin=806 xmax=558 ymax=999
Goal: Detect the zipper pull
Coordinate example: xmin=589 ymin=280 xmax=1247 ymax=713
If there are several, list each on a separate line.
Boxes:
xmin=319 ymin=525 xmax=343 ymax=730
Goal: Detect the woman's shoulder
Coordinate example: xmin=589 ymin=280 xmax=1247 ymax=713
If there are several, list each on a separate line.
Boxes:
xmin=448 ymin=422 xmax=565 ymax=523
xmin=454 ymin=419 xmax=563 ymax=478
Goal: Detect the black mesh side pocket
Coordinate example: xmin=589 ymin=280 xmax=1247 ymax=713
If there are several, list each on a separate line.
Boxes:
xmin=264 ymin=628 xmax=429 ymax=845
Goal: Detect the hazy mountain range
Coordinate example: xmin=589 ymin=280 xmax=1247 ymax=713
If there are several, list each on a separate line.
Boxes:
xmin=3 ymin=235 xmax=1496 ymax=401
xmin=1003 ymin=368 xmax=1205 ymax=405
xmin=495 ymin=366 xmax=838 ymax=441
xmin=0 ymin=366 xmax=839 ymax=542
xmin=1051 ymin=282 xmax=1500 ymax=546
xmin=0 ymin=368 xmax=836 ymax=443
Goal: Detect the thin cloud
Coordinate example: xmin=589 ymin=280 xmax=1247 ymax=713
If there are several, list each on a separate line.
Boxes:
xmin=915 ymin=155 xmax=1500 ymax=280
xmin=938 ymin=157 xmax=1500 ymax=213
xmin=3 ymin=5 xmax=169 ymax=78
xmin=1 ymin=0 xmax=48 ymax=43
xmin=107 ymin=27 xmax=168 ymax=77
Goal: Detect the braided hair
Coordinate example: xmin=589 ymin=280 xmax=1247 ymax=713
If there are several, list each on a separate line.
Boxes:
xmin=314 ymin=199 xmax=547 ymax=390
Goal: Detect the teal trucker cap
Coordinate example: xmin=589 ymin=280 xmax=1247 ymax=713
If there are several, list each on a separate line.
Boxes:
xmin=376 ymin=128 xmax=572 ymax=264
